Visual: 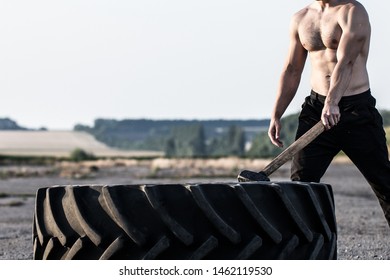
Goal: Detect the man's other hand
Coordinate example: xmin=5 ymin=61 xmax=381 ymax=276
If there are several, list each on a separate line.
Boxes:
xmin=268 ymin=119 xmax=284 ymax=148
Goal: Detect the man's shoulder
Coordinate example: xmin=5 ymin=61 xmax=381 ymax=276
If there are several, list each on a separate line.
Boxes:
xmin=339 ymin=1 xmax=368 ymax=16
xmin=291 ymin=6 xmax=312 ymax=25
xmin=292 ymin=2 xmax=321 ymax=23
xmin=292 ymin=5 xmax=311 ymax=20
xmin=344 ymin=0 xmax=366 ymax=9
xmin=338 ymin=1 xmax=369 ymax=24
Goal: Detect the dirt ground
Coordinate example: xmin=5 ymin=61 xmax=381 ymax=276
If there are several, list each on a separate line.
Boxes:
xmin=0 ymin=160 xmax=389 ymax=260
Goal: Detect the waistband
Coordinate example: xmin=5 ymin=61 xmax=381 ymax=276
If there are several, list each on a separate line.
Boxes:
xmin=310 ymin=89 xmax=372 ymax=104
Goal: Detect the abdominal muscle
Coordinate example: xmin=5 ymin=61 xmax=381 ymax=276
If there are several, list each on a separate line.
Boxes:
xmin=309 ymin=49 xmax=370 ymax=96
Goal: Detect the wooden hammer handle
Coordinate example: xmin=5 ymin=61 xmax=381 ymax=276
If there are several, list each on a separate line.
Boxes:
xmin=262 ymin=121 xmax=325 ymax=177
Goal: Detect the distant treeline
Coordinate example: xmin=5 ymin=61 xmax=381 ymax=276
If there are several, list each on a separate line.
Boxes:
xmin=74 ymin=109 xmax=390 ymax=158
xmin=73 ymin=117 xmax=299 ymax=158
xmin=74 ymin=119 xmax=268 ymax=157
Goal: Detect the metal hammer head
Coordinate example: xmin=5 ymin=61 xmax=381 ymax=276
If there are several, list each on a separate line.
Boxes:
xmin=237 ymin=170 xmax=270 ymax=182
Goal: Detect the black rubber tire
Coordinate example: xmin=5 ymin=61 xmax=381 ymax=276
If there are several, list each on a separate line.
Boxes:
xmin=33 ymin=182 xmax=337 ymax=260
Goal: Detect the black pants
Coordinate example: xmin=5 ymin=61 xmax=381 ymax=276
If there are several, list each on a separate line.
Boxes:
xmin=291 ymin=89 xmax=390 ymax=227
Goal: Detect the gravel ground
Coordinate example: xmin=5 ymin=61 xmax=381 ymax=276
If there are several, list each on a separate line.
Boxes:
xmin=0 ymin=162 xmax=389 ymax=260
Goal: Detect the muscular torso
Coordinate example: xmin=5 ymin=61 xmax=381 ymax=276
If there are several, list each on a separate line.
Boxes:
xmin=297 ymin=2 xmax=370 ymax=96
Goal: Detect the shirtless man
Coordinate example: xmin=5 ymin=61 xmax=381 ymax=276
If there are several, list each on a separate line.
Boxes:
xmin=268 ymin=0 xmax=390 ymax=226
xmin=270 ymin=0 xmax=369 ymax=137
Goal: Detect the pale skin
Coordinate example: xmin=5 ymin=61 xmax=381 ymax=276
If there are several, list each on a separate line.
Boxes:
xmin=269 ymin=0 xmax=371 ymax=147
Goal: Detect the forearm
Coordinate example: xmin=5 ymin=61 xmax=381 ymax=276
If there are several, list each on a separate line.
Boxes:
xmin=272 ymin=69 xmax=302 ymax=120
xmin=326 ymin=62 xmax=353 ymax=105
xmin=321 ymin=62 xmax=353 ymax=129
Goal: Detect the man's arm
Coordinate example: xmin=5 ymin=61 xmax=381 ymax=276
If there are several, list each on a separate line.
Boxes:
xmin=269 ymin=14 xmax=308 ymax=147
xmin=322 ymin=5 xmax=370 ymax=129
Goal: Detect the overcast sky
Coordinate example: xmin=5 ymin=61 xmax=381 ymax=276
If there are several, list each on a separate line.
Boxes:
xmin=0 ymin=0 xmax=389 ymax=130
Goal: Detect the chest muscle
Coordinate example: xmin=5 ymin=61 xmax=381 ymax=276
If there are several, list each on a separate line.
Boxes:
xmin=298 ymin=16 xmax=342 ymax=51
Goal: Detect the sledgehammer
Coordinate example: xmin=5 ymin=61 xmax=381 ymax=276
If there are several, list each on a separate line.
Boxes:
xmin=237 ymin=121 xmax=325 ymax=182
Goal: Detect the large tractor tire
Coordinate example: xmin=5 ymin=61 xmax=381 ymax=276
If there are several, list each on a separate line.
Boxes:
xmin=33 ymin=182 xmax=337 ymax=260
